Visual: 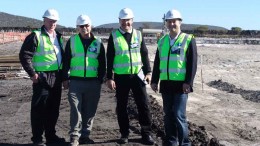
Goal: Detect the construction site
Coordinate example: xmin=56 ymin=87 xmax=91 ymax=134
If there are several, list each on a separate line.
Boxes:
xmin=0 ymin=28 xmax=259 ymax=146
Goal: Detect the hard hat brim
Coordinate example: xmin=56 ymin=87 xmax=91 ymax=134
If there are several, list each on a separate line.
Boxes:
xmin=43 ymin=16 xmax=59 ymax=21
xmin=165 ymin=18 xmax=182 ymax=21
xmin=77 ymin=22 xmax=91 ymax=26
xmin=118 ymin=17 xmax=134 ymax=19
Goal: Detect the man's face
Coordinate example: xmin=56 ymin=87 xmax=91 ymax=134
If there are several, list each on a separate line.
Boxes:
xmin=78 ymin=24 xmax=92 ymax=36
xmin=119 ymin=18 xmax=133 ymax=32
xmin=166 ymin=19 xmax=181 ymax=33
xmin=44 ymin=18 xmax=57 ymax=32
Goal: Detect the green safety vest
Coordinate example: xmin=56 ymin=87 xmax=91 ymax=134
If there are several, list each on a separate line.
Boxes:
xmin=112 ymin=29 xmax=142 ymax=74
xmin=32 ymin=30 xmax=63 ymax=71
xmin=158 ymin=33 xmax=193 ymax=81
xmin=69 ymin=34 xmax=101 ymax=77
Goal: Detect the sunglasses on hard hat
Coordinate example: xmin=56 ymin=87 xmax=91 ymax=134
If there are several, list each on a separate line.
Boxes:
xmin=79 ymin=24 xmax=90 ymax=28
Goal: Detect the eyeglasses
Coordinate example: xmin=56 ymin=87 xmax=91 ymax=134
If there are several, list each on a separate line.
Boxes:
xmin=79 ymin=24 xmax=90 ymax=28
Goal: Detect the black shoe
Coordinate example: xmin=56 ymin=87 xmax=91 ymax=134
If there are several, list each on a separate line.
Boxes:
xmin=142 ymin=135 xmax=155 ymax=145
xmin=79 ymin=137 xmax=95 ymax=144
xmin=46 ymin=135 xmax=65 ymax=144
xmin=118 ymin=136 xmax=128 ymax=144
xmin=33 ymin=141 xmax=46 ymax=146
xmin=163 ymin=140 xmax=178 ymax=146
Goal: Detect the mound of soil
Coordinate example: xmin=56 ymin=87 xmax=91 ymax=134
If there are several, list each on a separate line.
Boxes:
xmin=127 ymin=92 xmax=223 ymax=146
xmin=208 ymin=79 xmax=260 ymax=103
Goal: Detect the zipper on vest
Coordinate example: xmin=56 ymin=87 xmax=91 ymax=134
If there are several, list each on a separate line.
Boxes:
xmin=58 ymin=37 xmax=63 ymax=71
xmin=167 ymin=45 xmax=171 ymax=80
xmin=128 ymin=43 xmax=133 ymax=74
xmin=84 ymin=44 xmax=87 ymax=78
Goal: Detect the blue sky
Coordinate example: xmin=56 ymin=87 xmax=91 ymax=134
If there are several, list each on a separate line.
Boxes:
xmin=1 ymin=0 xmax=259 ymax=30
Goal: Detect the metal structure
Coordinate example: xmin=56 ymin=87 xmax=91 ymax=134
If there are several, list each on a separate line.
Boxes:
xmin=162 ymin=14 xmax=168 ymax=35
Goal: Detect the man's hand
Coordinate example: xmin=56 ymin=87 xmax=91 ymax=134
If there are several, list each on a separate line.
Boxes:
xmin=144 ymin=73 xmax=151 ymax=84
xmin=150 ymin=83 xmax=158 ymax=93
xmin=62 ymin=80 xmax=69 ymax=90
xmin=106 ymin=79 xmax=116 ymax=91
xmin=30 ymin=74 xmax=39 ymax=83
xmin=183 ymin=83 xmax=191 ymax=94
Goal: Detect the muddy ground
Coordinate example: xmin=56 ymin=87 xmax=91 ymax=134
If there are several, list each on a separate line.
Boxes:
xmin=0 ymin=42 xmax=259 ymax=146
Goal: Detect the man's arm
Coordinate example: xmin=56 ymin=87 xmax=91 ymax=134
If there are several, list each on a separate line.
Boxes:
xmin=19 ymin=32 xmax=38 ymax=77
xmin=185 ymin=38 xmax=198 ymax=86
xmin=140 ymin=34 xmax=151 ymax=75
xmin=97 ymin=43 xmax=107 ymax=83
xmin=62 ymin=38 xmax=72 ymax=81
xmin=106 ymin=34 xmax=115 ymax=80
xmin=151 ymin=49 xmax=160 ymax=84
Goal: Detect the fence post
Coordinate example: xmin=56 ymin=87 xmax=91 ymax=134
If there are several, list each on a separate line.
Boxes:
xmin=3 ymin=33 xmax=5 ymax=44
xmin=13 ymin=33 xmax=15 ymax=42
xmin=201 ymin=54 xmax=204 ymax=92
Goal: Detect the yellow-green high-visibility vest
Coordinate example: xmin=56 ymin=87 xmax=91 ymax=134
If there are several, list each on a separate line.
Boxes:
xmin=69 ymin=34 xmax=101 ymax=77
xmin=32 ymin=30 xmax=63 ymax=71
xmin=158 ymin=33 xmax=193 ymax=81
xmin=112 ymin=29 xmax=142 ymax=74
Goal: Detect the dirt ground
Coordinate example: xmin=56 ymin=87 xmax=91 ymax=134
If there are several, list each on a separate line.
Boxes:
xmin=0 ymin=41 xmax=259 ymax=146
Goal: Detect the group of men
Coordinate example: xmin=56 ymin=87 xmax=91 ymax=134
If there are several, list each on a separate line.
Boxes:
xmin=19 ymin=7 xmax=197 ymax=146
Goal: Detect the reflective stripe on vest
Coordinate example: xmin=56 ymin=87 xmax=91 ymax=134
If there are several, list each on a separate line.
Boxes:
xmin=32 ymin=30 xmax=61 ymax=71
xmin=158 ymin=33 xmax=193 ymax=81
xmin=69 ymin=34 xmax=101 ymax=77
xmin=112 ymin=29 xmax=142 ymax=74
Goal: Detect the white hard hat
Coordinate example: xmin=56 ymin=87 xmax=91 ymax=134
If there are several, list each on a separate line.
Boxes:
xmin=76 ymin=14 xmax=91 ymax=26
xmin=165 ymin=9 xmax=182 ymax=21
xmin=42 ymin=9 xmax=59 ymax=21
xmin=118 ymin=8 xmax=134 ymax=19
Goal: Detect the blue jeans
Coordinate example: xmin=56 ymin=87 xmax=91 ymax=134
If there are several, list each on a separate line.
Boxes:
xmin=162 ymin=93 xmax=190 ymax=146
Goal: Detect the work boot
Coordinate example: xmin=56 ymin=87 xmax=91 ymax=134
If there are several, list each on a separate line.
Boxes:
xmin=162 ymin=140 xmax=178 ymax=146
xmin=142 ymin=135 xmax=155 ymax=145
xmin=79 ymin=137 xmax=95 ymax=144
xmin=46 ymin=135 xmax=65 ymax=144
xmin=33 ymin=141 xmax=46 ymax=146
xmin=118 ymin=136 xmax=128 ymax=144
xmin=69 ymin=139 xmax=79 ymax=146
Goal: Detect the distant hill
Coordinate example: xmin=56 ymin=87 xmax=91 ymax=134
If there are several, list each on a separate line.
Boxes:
xmin=95 ymin=21 xmax=228 ymax=31
xmin=0 ymin=12 xmax=65 ymax=28
xmin=0 ymin=12 xmax=227 ymax=31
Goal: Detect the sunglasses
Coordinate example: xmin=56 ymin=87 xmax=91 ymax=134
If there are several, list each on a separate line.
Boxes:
xmin=79 ymin=24 xmax=90 ymax=28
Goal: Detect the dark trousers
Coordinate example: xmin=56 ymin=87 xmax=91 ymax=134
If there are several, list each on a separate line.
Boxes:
xmin=30 ymin=80 xmax=62 ymax=142
xmin=114 ymin=75 xmax=152 ymax=137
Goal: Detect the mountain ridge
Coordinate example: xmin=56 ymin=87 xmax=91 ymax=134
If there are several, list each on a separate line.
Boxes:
xmin=0 ymin=12 xmax=228 ymax=31
xmin=96 ymin=21 xmax=228 ymax=31
xmin=0 ymin=12 xmax=65 ymax=28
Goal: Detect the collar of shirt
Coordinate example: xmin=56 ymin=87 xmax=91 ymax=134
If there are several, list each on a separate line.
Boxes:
xmin=119 ymin=27 xmax=133 ymax=34
xmin=44 ymin=28 xmax=56 ymax=39
xmin=79 ymin=33 xmax=93 ymax=48
xmin=169 ymin=32 xmax=181 ymax=46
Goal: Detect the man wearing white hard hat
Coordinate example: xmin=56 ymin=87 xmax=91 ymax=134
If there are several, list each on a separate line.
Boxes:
xmin=62 ymin=14 xmax=106 ymax=146
xmin=151 ymin=9 xmax=197 ymax=146
xmin=19 ymin=9 xmax=65 ymax=146
xmin=106 ymin=8 xmax=154 ymax=145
